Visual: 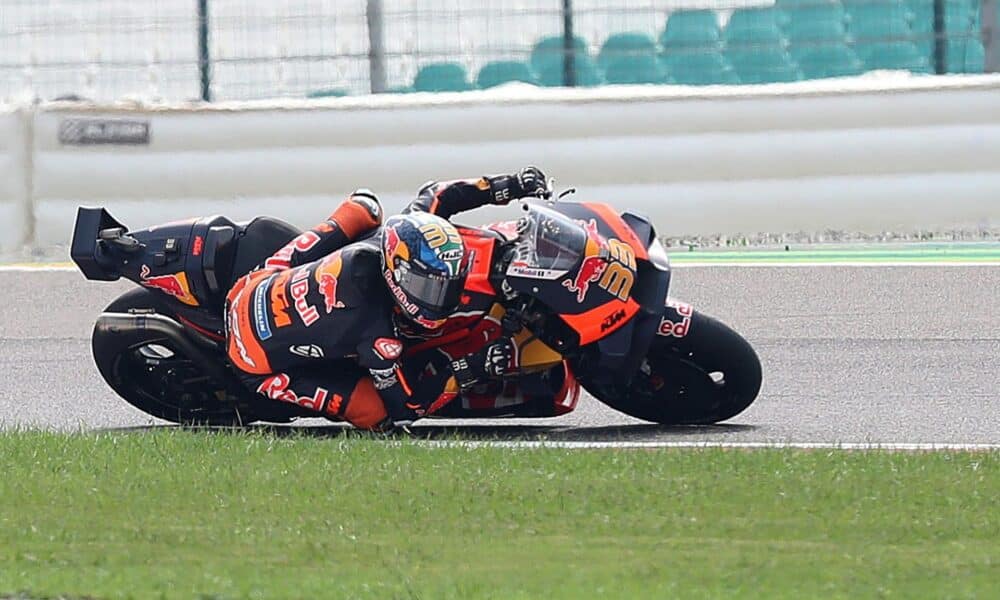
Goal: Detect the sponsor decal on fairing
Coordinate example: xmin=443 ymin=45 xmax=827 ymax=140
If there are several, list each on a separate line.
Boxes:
xmin=506 ymin=262 xmax=568 ymax=281
xmin=139 ymin=264 xmax=200 ymax=306
xmin=561 ymin=219 xmax=637 ymax=304
xmin=657 ymin=299 xmax=694 ymax=338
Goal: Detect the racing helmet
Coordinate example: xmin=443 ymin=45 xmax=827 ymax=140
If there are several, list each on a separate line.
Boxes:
xmin=381 ymin=213 xmax=470 ymax=329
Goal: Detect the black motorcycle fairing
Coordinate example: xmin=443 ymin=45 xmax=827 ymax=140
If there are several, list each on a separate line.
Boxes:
xmin=72 ymin=207 xmax=301 ymax=312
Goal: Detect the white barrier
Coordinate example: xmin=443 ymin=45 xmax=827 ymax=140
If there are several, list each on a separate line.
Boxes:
xmin=0 ymin=107 xmax=32 ymax=251
xmin=4 ymin=73 xmax=1000 ymax=254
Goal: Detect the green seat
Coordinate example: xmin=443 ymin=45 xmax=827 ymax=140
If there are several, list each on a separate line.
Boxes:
xmin=536 ymin=55 xmax=604 ymax=87
xmin=530 ymin=35 xmax=589 ymax=72
xmin=788 ymin=19 xmax=849 ymax=45
xmin=848 ymin=5 xmax=913 ymax=41
xmin=476 ymin=60 xmax=536 ymax=89
xmin=855 ymin=41 xmax=933 ymax=72
xmin=386 ymin=85 xmax=413 ymax=94
xmin=727 ymin=47 xmax=803 ymax=83
xmin=306 ymin=88 xmax=349 ymax=98
xmin=603 ymin=54 xmax=667 ymax=84
xmin=782 ymin=3 xmax=848 ymax=33
xmin=598 ymin=32 xmax=657 ymax=69
xmin=796 ymin=44 xmax=865 ymax=78
xmin=413 ymin=63 xmax=472 ymax=92
xmin=660 ymin=10 xmax=722 ymax=48
xmin=661 ymin=51 xmax=739 ymax=85
xmin=725 ymin=8 xmax=786 ymax=45
xmin=941 ymin=38 xmax=985 ymax=73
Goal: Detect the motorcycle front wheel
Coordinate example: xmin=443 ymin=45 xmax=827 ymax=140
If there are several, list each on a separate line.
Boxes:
xmin=579 ymin=310 xmax=762 ymax=425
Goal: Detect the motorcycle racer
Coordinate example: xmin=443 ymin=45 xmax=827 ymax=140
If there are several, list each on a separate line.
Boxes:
xmin=225 ymin=191 xmax=468 ymax=430
xmin=225 ymin=167 xmax=548 ymax=430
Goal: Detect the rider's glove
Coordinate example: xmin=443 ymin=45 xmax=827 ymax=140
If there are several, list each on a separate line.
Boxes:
xmin=450 ymin=338 xmax=515 ymax=390
xmin=488 ymin=166 xmax=549 ymax=205
xmin=483 ymin=337 xmax=514 ymax=377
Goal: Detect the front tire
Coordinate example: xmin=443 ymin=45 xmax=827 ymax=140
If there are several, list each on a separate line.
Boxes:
xmin=580 ymin=310 xmax=762 ymax=424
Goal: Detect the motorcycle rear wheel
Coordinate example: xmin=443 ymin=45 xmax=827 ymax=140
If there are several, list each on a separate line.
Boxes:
xmin=580 ymin=311 xmax=762 ymax=425
xmin=92 ymin=288 xmax=261 ymax=426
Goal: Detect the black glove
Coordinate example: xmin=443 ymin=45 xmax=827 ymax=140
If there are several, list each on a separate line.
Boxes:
xmin=482 ymin=337 xmax=514 ymax=377
xmin=450 ymin=338 xmax=515 ymax=390
xmin=488 ymin=166 xmax=549 ymax=204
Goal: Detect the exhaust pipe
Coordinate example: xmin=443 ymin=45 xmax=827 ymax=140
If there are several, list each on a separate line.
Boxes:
xmin=95 ymin=312 xmax=234 ymax=385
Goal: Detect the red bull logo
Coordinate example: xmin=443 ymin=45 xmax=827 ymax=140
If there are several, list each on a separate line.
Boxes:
xmin=314 ymin=254 xmax=346 ymax=314
xmin=384 ymin=226 xmax=401 ymax=263
xmin=140 ymin=265 xmax=199 ymax=306
xmin=318 ymin=274 xmax=345 ymax=313
xmin=562 ymin=256 xmax=607 ymax=303
xmin=580 ymin=218 xmax=603 ymax=245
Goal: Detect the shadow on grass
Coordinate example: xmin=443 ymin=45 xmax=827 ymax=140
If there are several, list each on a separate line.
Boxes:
xmin=98 ymin=421 xmax=757 ymax=442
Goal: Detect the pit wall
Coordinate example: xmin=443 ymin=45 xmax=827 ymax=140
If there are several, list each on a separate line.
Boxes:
xmin=2 ymin=73 xmax=1000 ymax=255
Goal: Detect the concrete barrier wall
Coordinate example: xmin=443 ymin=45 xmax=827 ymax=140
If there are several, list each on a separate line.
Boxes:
xmin=0 ymin=108 xmax=32 ymax=251
xmin=3 ymin=74 xmax=1000 ymax=253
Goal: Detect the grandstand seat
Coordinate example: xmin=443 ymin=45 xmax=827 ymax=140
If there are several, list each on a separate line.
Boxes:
xmin=782 ymin=2 xmax=848 ymax=29
xmin=847 ymin=4 xmax=913 ymax=41
xmin=942 ymin=38 xmax=985 ymax=73
xmin=726 ymin=47 xmax=803 ymax=83
xmin=530 ymin=35 xmax=589 ymax=72
xmin=535 ymin=55 xmax=604 ymax=87
xmin=476 ymin=60 xmax=537 ymax=88
xmin=386 ymin=85 xmax=413 ymax=94
xmin=413 ymin=62 xmax=472 ymax=92
xmin=598 ymin=32 xmax=657 ymax=70
xmin=788 ymin=19 xmax=850 ymax=49
xmin=603 ymin=54 xmax=667 ymax=84
xmin=725 ymin=8 xmax=787 ymax=45
xmin=661 ymin=52 xmax=739 ymax=85
xmin=660 ymin=10 xmax=722 ymax=48
xmin=306 ymin=88 xmax=349 ymax=98
xmin=855 ymin=41 xmax=933 ymax=72
xmin=796 ymin=44 xmax=865 ymax=78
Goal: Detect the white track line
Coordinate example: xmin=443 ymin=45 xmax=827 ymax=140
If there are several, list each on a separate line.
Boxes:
xmin=2 ymin=262 xmax=999 ymax=273
xmin=0 ymin=265 xmax=76 ymax=272
xmin=670 ymin=261 xmax=1000 ymax=268
xmin=414 ymin=440 xmax=998 ymax=451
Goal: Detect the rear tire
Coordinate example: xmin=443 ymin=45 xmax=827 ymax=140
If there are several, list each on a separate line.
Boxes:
xmin=92 ymin=289 xmax=260 ymax=425
xmin=580 ymin=310 xmax=762 ymax=424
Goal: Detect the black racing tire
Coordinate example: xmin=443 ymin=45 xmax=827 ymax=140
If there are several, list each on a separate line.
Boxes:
xmin=580 ymin=310 xmax=762 ymax=425
xmin=92 ymin=288 xmax=260 ymax=426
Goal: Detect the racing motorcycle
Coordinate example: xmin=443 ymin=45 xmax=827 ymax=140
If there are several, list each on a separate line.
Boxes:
xmin=70 ymin=193 xmax=762 ymax=426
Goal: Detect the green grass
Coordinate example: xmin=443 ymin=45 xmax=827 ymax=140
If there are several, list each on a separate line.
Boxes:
xmin=0 ymin=430 xmax=996 ymax=599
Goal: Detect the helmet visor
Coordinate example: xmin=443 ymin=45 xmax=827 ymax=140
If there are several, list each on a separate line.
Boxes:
xmin=397 ymin=266 xmax=465 ymax=312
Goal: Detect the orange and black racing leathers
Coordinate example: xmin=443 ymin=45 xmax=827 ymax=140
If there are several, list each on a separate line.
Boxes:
xmin=225 ymin=193 xmax=418 ymax=430
xmin=225 ymin=171 xmax=545 ymax=429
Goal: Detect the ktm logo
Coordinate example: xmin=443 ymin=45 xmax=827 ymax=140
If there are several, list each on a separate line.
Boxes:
xmin=600 ymin=309 xmax=627 ymax=332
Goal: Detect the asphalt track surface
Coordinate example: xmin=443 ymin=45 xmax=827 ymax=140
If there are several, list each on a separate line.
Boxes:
xmin=1 ymin=263 xmax=997 ymax=445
